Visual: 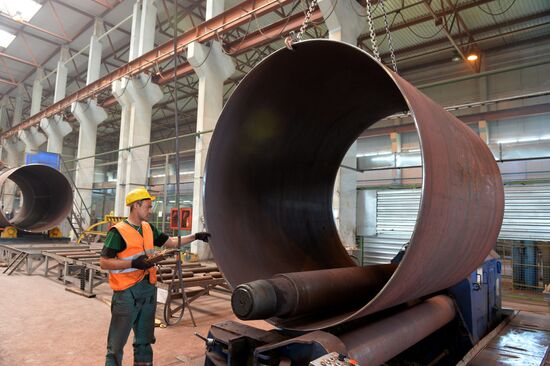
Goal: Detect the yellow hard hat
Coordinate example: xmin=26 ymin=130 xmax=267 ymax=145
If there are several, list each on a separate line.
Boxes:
xmin=125 ymin=187 xmax=156 ymax=206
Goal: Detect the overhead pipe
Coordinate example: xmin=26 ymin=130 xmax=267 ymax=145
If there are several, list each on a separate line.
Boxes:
xmin=204 ymin=39 xmax=504 ymax=331
xmin=0 ymin=164 xmax=73 ymax=232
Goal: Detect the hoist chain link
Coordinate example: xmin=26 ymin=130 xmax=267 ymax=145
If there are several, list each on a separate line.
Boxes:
xmin=380 ymin=0 xmax=398 ymax=73
xmin=365 ymin=0 xmax=380 ymax=61
xmin=285 ymin=0 xmax=319 ymax=49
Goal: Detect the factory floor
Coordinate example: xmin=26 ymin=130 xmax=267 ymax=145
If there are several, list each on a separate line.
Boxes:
xmin=0 ymin=271 xmax=271 ymax=366
xmin=1 ymin=269 xmax=549 ymax=366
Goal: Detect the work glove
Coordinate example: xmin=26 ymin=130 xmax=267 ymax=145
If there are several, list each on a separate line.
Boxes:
xmin=131 ymin=255 xmax=155 ymax=270
xmin=195 ymin=232 xmax=211 ymax=242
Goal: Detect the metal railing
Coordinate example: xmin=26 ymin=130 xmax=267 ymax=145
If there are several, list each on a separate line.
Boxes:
xmin=496 ymin=240 xmax=550 ymax=301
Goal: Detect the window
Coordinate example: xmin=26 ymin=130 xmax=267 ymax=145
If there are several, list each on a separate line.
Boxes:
xmin=0 ymin=0 xmax=42 ymax=22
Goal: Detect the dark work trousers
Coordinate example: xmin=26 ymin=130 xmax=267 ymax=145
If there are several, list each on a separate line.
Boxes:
xmin=105 ymin=276 xmax=157 ymax=366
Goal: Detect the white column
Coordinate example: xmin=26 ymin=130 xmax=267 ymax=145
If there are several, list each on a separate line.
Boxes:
xmin=112 ymin=0 xmax=160 ymax=216
xmin=188 ymin=1 xmax=234 ymax=258
xmin=0 ymin=95 xmax=8 ymax=134
xmin=31 ymin=68 xmax=44 ymax=115
xmin=13 ymin=84 xmax=25 ymax=126
xmin=1 ymin=137 xmax=24 ymax=215
xmin=112 ymin=78 xmax=132 ymax=216
xmin=138 ymin=0 xmax=157 ymax=56
xmin=0 ymin=97 xmax=6 ymax=159
xmin=71 ymin=100 xmax=107 ymax=225
xmin=40 ymin=47 xmax=72 ymax=154
xmin=478 ymin=63 xmax=490 ymax=145
xmin=87 ymin=19 xmax=104 ymax=85
xmin=53 ymin=47 xmax=69 ymax=103
xmin=318 ymin=0 xmax=364 ymax=44
xmin=390 ymin=132 xmax=402 ymax=182
xmin=18 ymin=126 xmax=46 ymax=153
xmin=319 ymin=0 xmax=364 ymax=248
xmin=71 ymin=17 xmax=107 ymax=226
xmin=128 ymin=1 xmax=142 ymax=61
xmin=40 ymin=116 xmax=72 ymax=154
xmin=112 ymin=75 xmax=162 ymax=216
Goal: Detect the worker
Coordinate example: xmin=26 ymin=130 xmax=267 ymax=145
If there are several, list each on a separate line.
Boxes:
xmin=99 ymin=187 xmax=211 ymax=366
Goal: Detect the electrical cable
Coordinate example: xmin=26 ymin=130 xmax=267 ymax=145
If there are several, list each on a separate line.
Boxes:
xmin=173 ymin=0 xmax=181 ymax=248
xmin=221 ymin=0 xmax=302 ymax=55
xmin=189 ymin=40 xmax=214 ymax=68
xmin=398 ymin=10 xmax=444 ymax=40
xmin=478 ymin=0 xmax=517 ymax=16
xmin=171 ymin=0 xmax=196 ymax=327
xmin=309 ymin=0 xmax=338 ymax=26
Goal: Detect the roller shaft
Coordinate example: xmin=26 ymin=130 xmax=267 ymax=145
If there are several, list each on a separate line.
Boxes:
xmin=340 ymin=295 xmax=456 ymax=366
xmin=232 ymin=265 xmax=397 ymax=320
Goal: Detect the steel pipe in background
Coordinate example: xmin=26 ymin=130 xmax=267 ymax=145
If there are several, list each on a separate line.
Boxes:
xmin=340 ymin=295 xmax=456 ymax=366
xmin=0 ymin=164 xmax=73 ymax=232
xmin=232 ymin=264 xmax=397 ymax=321
xmin=204 ymin=40 xmax=504 ymax=331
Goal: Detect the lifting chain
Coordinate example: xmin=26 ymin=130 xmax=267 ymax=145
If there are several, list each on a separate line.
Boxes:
xmin=365 ymin=0 xmax=380 ymax=61
xmin=285 ymin=0 xmax=319 ymax=49
xmin=284 ymin=0 xmax=398 ymax=74
xmin=365 ymin=0 xmax=398 ymax=73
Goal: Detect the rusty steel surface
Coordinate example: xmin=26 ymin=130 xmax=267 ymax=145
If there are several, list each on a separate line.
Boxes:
xmin=204 ymin=39 xmax=504 ymax=331
xmin=232 ymin=265 xmax=397 ymax=321
xmin=0 ymin=164 xmax=73 ymax=232
xmin=340 ymin=295 xmax=456 ymax=366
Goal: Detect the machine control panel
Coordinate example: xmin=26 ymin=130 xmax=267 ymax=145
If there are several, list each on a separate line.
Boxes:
xmin=309 ymin=352 xmax=359 ymax=366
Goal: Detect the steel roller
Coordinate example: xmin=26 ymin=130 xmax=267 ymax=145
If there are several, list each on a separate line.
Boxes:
xmin=0 ymin=164 xmax=73 ymax=232
xmin=204 ymin=39 xmax=504 ymax=331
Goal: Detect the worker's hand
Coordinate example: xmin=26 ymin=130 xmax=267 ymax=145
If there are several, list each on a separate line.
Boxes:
xmin=131 ymin=255 xmax=155 ymax=270
xmin=194 ymin=232 xmax=211 ymax=242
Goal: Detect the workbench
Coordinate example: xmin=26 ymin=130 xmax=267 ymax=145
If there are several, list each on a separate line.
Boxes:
xmin=0 ymin=241 xmax=77 ymax=275
xmin=42 ymin=248 xmax=107 ymax=297
xmin=155 ymin=260 xmax=231 ymax=325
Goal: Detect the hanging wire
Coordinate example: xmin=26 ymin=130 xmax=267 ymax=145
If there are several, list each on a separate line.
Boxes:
xmin=172 ymin=0 xmax=181 ymax=248
xmin=478 ymin=0 xmax=517 ymax=16
xmin=398 ymin=11 xmax=444 ymax=40
xmin=380 ymin=0 xmax=397 ymax=73
xmin=365 ymin=0 xmax=380 ymax=61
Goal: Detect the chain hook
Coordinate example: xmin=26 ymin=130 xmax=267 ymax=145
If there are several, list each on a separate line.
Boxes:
xmin=284 ymin=31 xmax=297 ymax=50
xmin=365 ymin=0 xmax=398 ymax=73
xmin=285 ymin=0 xmax=319 ymax=50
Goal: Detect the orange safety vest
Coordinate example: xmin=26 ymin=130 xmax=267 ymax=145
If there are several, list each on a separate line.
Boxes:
xmin=108 ymin=221 xmax=158 ymax=291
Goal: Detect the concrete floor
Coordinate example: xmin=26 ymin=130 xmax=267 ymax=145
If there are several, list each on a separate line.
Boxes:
xmin=0 ymin=271 xmax=270 ymax=366
xmin=2 ymin=265 xmax=548 ymax=366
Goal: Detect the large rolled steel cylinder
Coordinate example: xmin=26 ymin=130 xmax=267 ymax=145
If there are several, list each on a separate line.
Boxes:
xmin=0 ymin=164 xmax=73 ymax=232
xmin=204 ymin=40 xmax=504 ymax=331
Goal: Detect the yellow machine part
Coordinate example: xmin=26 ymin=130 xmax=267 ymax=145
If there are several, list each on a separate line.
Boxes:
xmin=1 ymin=226 xmax=18 ymax=238
xmin=48 ymin=227 xmax=63 ymax=238
xmin=183 ymin=251 xmax=199 ymax=263
xmin=77 ymin=213 xmax=127 ymax=245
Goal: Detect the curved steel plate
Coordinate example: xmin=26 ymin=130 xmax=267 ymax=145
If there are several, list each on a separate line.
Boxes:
xmin=0 ymin=164 xmax=73 ymax=232
xmin=204 ymin=40 xmax=504 ymax=330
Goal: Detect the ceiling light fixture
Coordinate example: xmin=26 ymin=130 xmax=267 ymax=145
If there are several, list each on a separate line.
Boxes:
xmin=467 ymin=53 xmax=479 ymax=62
xmin=0 ymin=29 xmax=15 ymax=48
xmin=0 ymin=0 xmax=42 ymax=22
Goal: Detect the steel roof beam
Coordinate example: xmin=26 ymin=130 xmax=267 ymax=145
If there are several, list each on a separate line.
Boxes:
xmin=1 ymin=0 xmax=295 ymax=139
